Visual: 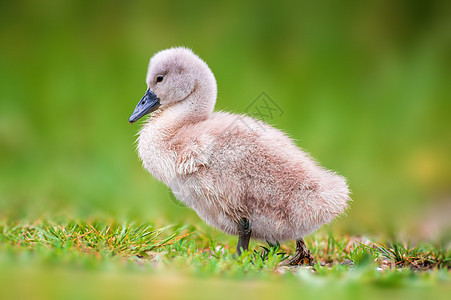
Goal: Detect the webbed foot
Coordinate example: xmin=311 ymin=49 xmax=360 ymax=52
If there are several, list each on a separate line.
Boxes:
xmin=281 ymin=238 xmax=314 ymax=266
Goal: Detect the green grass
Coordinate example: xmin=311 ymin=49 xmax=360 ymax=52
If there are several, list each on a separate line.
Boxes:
xmin=0 ymin=220 xmax=449 ymax=299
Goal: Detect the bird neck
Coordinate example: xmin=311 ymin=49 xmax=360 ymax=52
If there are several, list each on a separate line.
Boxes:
xmin=146 ymin=88 xmax=215 ymax=134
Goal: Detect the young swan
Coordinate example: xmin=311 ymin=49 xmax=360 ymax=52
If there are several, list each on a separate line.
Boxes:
xmin=129 ymin=47 xmax=350 ymax=265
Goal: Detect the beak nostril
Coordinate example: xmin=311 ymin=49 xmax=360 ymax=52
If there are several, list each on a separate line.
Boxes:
xmin=129 ymin=89 xmax=160 ymax=124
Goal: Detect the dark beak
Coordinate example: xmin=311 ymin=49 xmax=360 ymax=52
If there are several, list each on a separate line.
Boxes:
xmin=129 ymin=89 xmax=160 ymax=124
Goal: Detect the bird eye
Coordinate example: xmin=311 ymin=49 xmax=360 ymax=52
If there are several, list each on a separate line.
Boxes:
xmin=156 ymin=75 xmax=164 ymax=83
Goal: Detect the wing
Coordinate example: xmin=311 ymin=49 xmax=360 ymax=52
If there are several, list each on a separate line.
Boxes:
xmin=175 ymin=134 xmax=216 ymax=175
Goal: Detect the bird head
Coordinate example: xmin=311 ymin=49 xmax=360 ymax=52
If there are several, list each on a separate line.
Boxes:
xmin=129 ymin=47 xmax=217 ymax=124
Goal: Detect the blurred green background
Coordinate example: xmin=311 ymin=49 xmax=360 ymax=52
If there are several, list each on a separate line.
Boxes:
xmin=0 ymin=0 xmax=450 ymax=236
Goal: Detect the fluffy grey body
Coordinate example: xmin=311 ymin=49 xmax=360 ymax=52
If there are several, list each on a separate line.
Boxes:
xmin=132 ymin=47 xmax=350 ymax=245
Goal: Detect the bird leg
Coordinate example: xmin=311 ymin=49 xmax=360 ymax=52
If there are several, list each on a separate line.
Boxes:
xmin=281 ymin=238 xmax=314 ymax=266
xmin=236 ymin=218 xmax=252 ymax=256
